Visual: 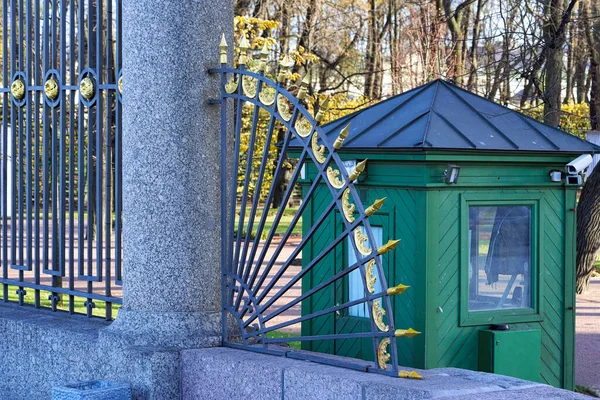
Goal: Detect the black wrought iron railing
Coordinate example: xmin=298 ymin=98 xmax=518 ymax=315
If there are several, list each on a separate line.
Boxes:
xmin=0 ymin=0 xmax=122 ymax=320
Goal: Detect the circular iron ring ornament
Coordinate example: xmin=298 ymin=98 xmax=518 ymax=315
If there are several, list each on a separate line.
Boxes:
xmin=11 ymin=72 xmax=27 ymax=106
xmin=44 ymin=69 xmax=61 ymax=107
xmin=79 ymin=68 xmax=97 ymax=106
xmin=117 ymin=70 xmax=123 ymax=102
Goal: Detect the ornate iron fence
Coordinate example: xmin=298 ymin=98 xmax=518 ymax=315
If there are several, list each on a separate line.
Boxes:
xmin=213 ymin=35 xmax=421 ymax=378
xmin=0 ymin=0 xmax=122 ymax=319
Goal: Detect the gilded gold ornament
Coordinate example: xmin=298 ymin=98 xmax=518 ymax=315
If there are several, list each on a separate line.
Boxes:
xmin=219 ymin=34 xmax=228 ymax=64
xmin=326 ymin=167 xmax=345 ymax=189
xmin=238 ymin=34 xmax=250 ymax=65
xmin=366 ymin=198 xmax=386 ymax=217
xmin=225 ymin=77 xmax=239 ymax=94
xmin=395 ymin=328 xmax=420 ymax=338
xmin=354 ymin=229 xmax=371 ymax=256
xmin=259 ymin=85 xmax=276 ymax=106
xmin=11 ymin=79 xmax=25 ymax=100
xmin=118 ymin=76 xmax=123 ymax=94
xmin=399 ymin=371 xmax=423 ymax=380
xmin=315 ymin=96 xmax=330 ymax=123
xmin=295 ymin=116 xmax=313 ymax=137
xmin=348 ymin=159 xmax=367 ymax=181
xmin=387 ymin=283 xmax=410 ymax=296
xmin=333 ymin=124 xmax=350 ymax=150
xmin=242 ymin=75 xmax=257 ymax=98
xmin=372 ymin=299 xmax=389 ymax=332
xmin=80 ymin=77 xmax=95 ymax=100
xmin=277 ymin=96 xmax=293 ymax=121
xmin=44 ymin=78 xmax=59 ymax=100
xmin=311 ymin=132 xmax=326 ymax=163
xmin=341 ymin=189 xmax=355 ymax=223
xmin=377 ymin=338 xmax=391 ymax=370
xmin=378 ymin=239 xmax=401 ymax=255
xmin=366 ymin=259 xmax=377 ymax=293
xmin=298 ymin=71 xmax=310 ymax=101
xmin=259 ymin=41 xmax=269 ymax=72
xmin=277 ymin=54 xmax=293 ymax=83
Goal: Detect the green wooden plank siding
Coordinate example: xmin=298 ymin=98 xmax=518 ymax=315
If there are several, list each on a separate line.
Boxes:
xmin=434 ymin=188 xmax=567 ymax=388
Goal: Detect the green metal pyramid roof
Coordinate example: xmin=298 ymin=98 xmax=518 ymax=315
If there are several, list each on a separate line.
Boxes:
xmin=313 ymin=79 xmax=599 ymax=153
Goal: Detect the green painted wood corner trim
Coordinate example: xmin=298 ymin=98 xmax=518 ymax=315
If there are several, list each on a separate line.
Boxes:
xmin=422 ymin=190 xmax=440 ymax=368
xmin=562 ymin=188 xmax=577 ymax=390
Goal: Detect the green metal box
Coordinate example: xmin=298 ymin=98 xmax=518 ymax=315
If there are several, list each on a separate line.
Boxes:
xmin=478 ymin=329 xmax=541 ymax=382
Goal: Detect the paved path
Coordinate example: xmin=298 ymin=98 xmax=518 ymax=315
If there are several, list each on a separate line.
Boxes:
xmin=576 ymin=277 xmax=600 ymax=392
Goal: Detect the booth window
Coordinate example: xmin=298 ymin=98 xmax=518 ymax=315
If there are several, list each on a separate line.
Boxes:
xmin=347 ymin=226 xmax=382 ymax=317
xmin=468 ymin=205 xmax=532 ymax=311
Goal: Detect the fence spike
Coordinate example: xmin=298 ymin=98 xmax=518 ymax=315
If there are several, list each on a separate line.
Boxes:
xmin=259 ymin=41 xmax=269 ymax=72
xmin=220 ymin=34 xmax=228 ymax=64
xmin=365 ymin=197 xmax=386 ymax=217
xmin=333 ymin=123 xmax=350 ymax=150
xmin=278 ymin=54 xmax=293 ymax=83
xmin=238 ymin=34 xmax=250 ymax=65
xmin=395 ymin=328 xmax=420 ymax=338
xmin=377 ymin=239 xmax=400 ymax=255
xmin=387 ymin=283 xmax=410 ymax=296
xmin=348 ymin=159 xmax=367 ymax=181
xmin=298 ymin=70 xmax=311 ymax=100
xmin=315 ymin=95 xmax=330 ymax=123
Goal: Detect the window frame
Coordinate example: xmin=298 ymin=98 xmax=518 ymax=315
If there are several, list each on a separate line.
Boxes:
xmin=459 ymin=192 xmax=544 ymax=327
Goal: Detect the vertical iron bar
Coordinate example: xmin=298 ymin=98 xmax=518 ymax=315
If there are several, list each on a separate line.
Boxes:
xmin=17 ymin=0 xmax=24 ymax=283
xmin=104 ymin=0 xmax=113 ymax=320
xmin=51 ymin=0 xmax=60 ymax=295
xmin=42 ymin=0 xmax=49 ymax=286
xmin=68 ymin=0 xmax=76 ymax=314
xmin=219 ymin=62 xmax=228 ymax=343
xmin=34 ymin=0 xmax=41 ymax=308
xmin=114 ymin=0 xmax=122 ymax=286
xmin=77 ymin=0 xmax=84 ymax=284
xmin=1 ymin=0 xmax=8 ymax=303
xmin=59 ymin=0 xmax=68 ymax=298
xmin=86 ymin=0 xmax=94 ymax=306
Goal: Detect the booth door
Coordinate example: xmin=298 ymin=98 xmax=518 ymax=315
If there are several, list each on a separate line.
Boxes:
xmin=335 ymin=224 xmax=386 ymax=361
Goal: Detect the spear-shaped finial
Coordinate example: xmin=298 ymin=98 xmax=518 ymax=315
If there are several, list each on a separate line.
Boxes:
xmin=298 ymin=70 xmax=311 ymax=100
xmin=387 ymin=283 xmax=410 ymax=296
xmin=278 ymin=54 xmax=293 ymax=83
xmin=365 ymin=197 xmax=386 ymax=217
xmin=315 ymin=95 xmax=330 ymax=123
xmin=259 ymin=40 xmax=270 ymax=72
xmin=348 ymin=159 xmax=367 ymax=181
xmin=395 ymin=328 xmax=421 ymax=338
xmin=219 ymin=34 xmax=228 ymax=64
xmin=238 ymin=34 xmax=250 ymax=65
xmin=378 ymin=239 xmax=400 ymax=255
xmin=333 ymin=123 xmax=350 ymax=150
xmin=398 ymin=371 xmax=423 ymax=380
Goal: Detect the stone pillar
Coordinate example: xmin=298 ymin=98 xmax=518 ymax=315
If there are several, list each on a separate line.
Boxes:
xmin=105 ymin=1 xmax=233 ymax=348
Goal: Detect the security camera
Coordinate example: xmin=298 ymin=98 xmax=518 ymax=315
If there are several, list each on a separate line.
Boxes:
xmin=566 ymin=154 xmax=593 ymax=175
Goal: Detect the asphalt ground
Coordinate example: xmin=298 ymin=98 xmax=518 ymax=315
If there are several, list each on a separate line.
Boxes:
xmin=576 ymin=277 xmax=600 ymax=392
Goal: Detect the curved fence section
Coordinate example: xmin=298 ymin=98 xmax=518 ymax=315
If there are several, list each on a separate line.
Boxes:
xmin=214 ymin=35 xmax=419 ymax=377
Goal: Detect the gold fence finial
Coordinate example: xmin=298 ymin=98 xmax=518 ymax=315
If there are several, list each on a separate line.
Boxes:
xmin=298 ymin=69 xmax=310 ymax=101
xmin=333 ymin=123 xmax=350 ymax=150
xmin=378 ymin=239 xmax=400 ymax=255
xmin=238 ymin=34 xmax=250 ymax=65
xmin=395 ymin=328 xmax=421 ymax=338
xmin=387 ymin=283 xmax=410 ymax=296
xmin=315 ymin=95 xmax=330 ymax=123
xmin=220 ymin=34 xmax=228 ymax=64
xmin=348 ymin=159 xmax=367 ymax=181
xmin=259 ymin=41 xmax=269 ymax=72
xmin=278 ymin=54 xmax=293 ymax=83
xmin=399 ymin=370 xmax=423 ymax=380
xmin=365 ymin=197 xmax=386 ymax=217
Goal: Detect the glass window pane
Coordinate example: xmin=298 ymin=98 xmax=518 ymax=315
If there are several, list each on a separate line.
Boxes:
xmin=468 ymin=206 xmax=531 ymax=311
xmin=348 ymin=227 xmax=383 ymax=317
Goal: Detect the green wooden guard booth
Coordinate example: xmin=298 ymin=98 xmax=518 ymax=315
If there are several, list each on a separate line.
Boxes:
xmin=292 ymin=79 xmax=599 ymax=390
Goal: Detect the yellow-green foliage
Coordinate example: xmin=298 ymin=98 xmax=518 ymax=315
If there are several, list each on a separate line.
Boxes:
xmin=521 ymin=102 xmax=591 ymax=139
xmin=234 ymin=17 xmax=371 ymax=202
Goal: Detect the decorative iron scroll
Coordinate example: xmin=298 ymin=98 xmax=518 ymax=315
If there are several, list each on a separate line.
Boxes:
xmin=1 ymin=0 xmax=123 ymax=320
xmin=212 ymin=34 xmax=419 ymax=378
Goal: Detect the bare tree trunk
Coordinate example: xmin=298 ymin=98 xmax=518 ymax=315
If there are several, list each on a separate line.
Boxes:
xmin=586 ymin=0 xmax=600 ymax=129
xmin=577 ymin=165 xmax=600 ymax=293
xmin=542 ymin=0 xmax=564 ymax=127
